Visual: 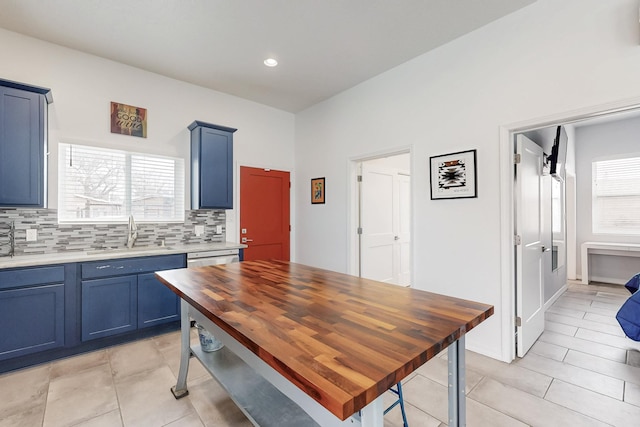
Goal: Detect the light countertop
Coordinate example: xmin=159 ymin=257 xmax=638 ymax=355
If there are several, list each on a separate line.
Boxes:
xmin=0 ymin=242 xmax=246 ymax=270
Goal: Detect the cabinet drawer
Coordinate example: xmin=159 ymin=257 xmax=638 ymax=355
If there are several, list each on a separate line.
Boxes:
xmin=0 ymin=266 xmax=65 ymax=290
xmin=81 ymin=254 xmax=185 ymax=279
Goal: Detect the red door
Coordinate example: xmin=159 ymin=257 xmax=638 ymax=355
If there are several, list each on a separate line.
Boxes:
xmin=240 ymin=166 xmax=290 ymax=261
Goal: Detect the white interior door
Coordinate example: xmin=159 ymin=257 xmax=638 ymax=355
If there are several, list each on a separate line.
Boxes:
xmin=360 ymin=161 xmax=410 ymax=286
xmin=361 ymin=163 xmax=396 ymax=284
xmin=516 ymin=134 xmax=545 ymax=357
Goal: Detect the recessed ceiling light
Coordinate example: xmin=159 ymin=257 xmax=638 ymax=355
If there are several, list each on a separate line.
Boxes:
xmin=264 ymin=58 xmax=278 ymax=67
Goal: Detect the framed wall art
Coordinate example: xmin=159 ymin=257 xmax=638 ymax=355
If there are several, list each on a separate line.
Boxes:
xmin=429 ymin=149 xmax=477 ymax=200
xmin=311 ymin=177 xmax=325 ymax=204
xmin=110 ymin=102 xmax=147 ymax=138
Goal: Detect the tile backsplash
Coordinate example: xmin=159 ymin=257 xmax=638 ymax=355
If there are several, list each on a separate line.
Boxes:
xmin=0 ymin=209 xmax=226 ymax=256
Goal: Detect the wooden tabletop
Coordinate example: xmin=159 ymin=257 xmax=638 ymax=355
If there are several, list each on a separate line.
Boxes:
xmin=156 ymin=260 xmax=493 ymax=420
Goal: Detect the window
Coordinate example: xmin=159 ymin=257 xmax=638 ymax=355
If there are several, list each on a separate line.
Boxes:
xmin=592 ymin=155 xmax=640 ymax=234
xmin=58 ymin=143 xmax=184 ymax=222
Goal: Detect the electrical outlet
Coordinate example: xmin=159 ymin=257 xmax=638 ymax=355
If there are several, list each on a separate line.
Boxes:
xmin=26 ymin=229 xmax=37 ymax=241
xmin=216 ymin=225 xmax=223 ymax=234
xmin=194 ymin=225 xmax=205 ymax=236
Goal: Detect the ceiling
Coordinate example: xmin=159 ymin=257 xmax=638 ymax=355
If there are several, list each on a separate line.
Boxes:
xmin=0 ymin=0 xmax=535 ymax=112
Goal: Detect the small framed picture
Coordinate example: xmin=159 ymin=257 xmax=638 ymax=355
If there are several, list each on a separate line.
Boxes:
xmin=430 ymin=149 xmax=477 ymax=200
xmin=311 ymin=177 xmax=325 ymax=204
xmin=110 ymin=102 xmax=147 ymax=138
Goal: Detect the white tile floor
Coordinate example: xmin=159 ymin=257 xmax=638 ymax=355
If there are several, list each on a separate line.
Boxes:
xmin=1 ymin=281 xmax=638 ymax=426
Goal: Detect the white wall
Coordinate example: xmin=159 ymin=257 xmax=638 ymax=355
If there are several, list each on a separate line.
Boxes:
xmin=0 ymin=27 xmax=296 ymax=247
xmin=294 ymin=0 xmax=640 ymax=360
xmin=575 ymin=116 xmax=640 ymax=283
xmin=366 ymin=154 xmax=410 ymax=172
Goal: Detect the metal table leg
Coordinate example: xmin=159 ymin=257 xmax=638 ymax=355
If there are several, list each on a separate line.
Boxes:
xmin=171 ymin=299 xmax=191 ymax=399
xmin=448 ymin=335 xmax=466 ymax=427
xmin=360 ymin=395 xmax=384 ymax=427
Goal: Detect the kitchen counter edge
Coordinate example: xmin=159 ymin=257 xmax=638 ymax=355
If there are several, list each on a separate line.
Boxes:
xmin=0 ymin=242 xmax=247 ymax=270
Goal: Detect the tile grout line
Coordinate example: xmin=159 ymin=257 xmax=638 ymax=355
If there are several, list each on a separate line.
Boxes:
xmin=563 ymin=348 xmax=640 ymax=387
xmin=463 ymin=376 xmax=533 ymax=426
xmin=524 ymin=346 xmax=628 ymax=392
xmin=40 ymin=363 xmax=53 ymax=427
xmin=106 ymin=348 xmax=126 ymax=427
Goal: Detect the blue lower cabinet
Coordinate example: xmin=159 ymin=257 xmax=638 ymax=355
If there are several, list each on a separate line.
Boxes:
xmin=81 ymin=276 xmax=137 ymax=341
xmin=0 ymin=256 xmax=188 ymax=372
xmin=0 ymin=283 xmax=64 ymax=360
xmin=138 ymin=272 xmax=180 ymax=328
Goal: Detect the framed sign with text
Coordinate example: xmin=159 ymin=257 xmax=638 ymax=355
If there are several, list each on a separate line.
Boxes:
xmin=110 ymin=102 xmax=147 ymax=138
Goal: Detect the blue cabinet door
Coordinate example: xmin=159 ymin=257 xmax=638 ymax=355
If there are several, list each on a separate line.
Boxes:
xmin=189 ymin=121 xmax=236 ymax=209
xmin=0 ymin=86 xmax=45 ymax=207
xmin=138 ymin=272 xmax=180 ymax=328
xmin=81 ymin=276 xmax=137 ymax=341
xmin=0 ymin=284 xmax=64 ymax=361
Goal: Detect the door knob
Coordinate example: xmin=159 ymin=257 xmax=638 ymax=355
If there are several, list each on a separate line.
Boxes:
xmin=241 ymin=237 xmax=253 ymax=243
xmin=394 ymin=236 xmax=399 ymax=240
xmin=541 ymin=246 xmax=550 ymax=252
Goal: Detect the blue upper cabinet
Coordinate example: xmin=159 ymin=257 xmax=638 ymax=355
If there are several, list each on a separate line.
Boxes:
xmin=0 ymin=79 xmax=52 ymax=207
xmin=189 ymin=121 xmax=237 ymax=209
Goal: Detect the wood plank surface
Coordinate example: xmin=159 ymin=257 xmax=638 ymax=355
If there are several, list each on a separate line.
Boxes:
xmin=156 ymin=260 xmax=493 ymax=420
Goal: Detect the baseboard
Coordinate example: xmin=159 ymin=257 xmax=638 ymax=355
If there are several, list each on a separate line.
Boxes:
xmin=0 ymin=321 xmax=180 ymax=375
xmin=544 ymin=284 xmax=568 ymax=311
xmin=590 ymin=275 xmax=626 ymax=285
xmin=465 ymin=342 xmax=505 ymax=362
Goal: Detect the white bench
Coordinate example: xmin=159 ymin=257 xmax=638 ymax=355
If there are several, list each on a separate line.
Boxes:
xmin=581 ymin=242 xmax=640 ymax=284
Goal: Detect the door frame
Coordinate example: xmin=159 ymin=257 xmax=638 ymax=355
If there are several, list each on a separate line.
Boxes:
xmin=347 ymin=146 xmax=413 ymax=282
xmin=499 ymin=97 xmax=640 ymax=362
xmin=234 ymin=161 xmax=294 ymax=259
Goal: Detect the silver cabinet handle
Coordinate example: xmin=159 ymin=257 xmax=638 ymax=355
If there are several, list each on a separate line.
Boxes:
xmin=96 ymin=265 xmax=110 ymax=269
xmin=541 ymin=246 xmax=551 ymax=252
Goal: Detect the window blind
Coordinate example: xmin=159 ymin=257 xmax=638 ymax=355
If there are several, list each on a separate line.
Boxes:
xmin=58 ymin=143 xmax=184 ymax=223
xmin=592 ymin=156 xmax=640 ymax=234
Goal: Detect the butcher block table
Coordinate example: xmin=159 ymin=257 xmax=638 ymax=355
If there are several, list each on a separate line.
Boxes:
xmin=155 ymin=260 xmax=493 ymax=427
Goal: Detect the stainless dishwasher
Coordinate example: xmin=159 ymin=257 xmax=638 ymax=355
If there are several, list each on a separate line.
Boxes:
xmin=187 ymin=249 xmax=239 ymax=351
xmin=187 ymin=249 xmax=240 ymax=268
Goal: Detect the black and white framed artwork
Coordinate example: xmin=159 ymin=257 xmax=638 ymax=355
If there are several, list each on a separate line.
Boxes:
xmin=429 ymin=149 xmax=477 ymax=200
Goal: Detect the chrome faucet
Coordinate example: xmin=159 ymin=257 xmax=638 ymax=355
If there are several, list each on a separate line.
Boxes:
xmin=126 ymin=214 xmax=138 ymax=249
